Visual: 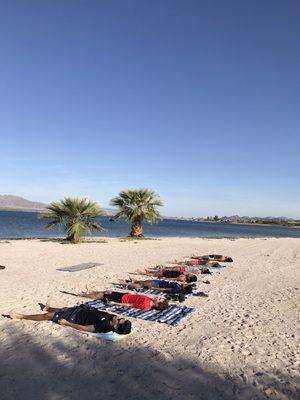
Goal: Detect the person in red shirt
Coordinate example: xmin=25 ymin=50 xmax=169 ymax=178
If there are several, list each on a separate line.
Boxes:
xmin=73 ymin=289 xmax=169 ymax=311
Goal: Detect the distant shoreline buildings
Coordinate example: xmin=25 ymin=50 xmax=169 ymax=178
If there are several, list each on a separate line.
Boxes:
xmin=189 ymin=215 xmax=300 ymax=227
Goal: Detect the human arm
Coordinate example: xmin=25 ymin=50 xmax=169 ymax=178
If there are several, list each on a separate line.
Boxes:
xmin=162 ymin=266 xmax=181 ymax=271
xmin=107 ymin=301 xmax=132 ymax=307
xmin=150 ymin=287 xmax=172 ymax=292
xmin=191 ymin=255 xmax=209 ymax=260
xmin=160 ymin=276 xmax=182 ymax=281
xmin=58 ymin=319 xmax=95 ymax=332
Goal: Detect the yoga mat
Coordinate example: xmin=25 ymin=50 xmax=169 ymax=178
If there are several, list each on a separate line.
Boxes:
xmin=57 ymin=263 xmax=103 ymax=272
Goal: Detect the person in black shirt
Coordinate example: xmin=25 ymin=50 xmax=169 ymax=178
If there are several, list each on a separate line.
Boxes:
xmin=136 ymin=268 xmax=198 ymax=283
xmin=9 ymin=303 xmax=131 ymax=335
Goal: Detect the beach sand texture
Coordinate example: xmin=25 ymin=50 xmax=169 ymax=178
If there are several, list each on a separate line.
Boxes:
xmin=0 ymin=237 xmax=299 ymax=400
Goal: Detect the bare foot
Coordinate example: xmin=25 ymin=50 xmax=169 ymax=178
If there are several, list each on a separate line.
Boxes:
xmin=76 ymin=291 xmax=87 ymax=297
xmin=9 ymin=311 xmax=23 ymax=319
xmin=119 ymin=279 xmax=128 ymax=285
xmin=45 ymin=299 xmax=52 ymax=311
xmin=38 ymin=302 xmax=46 ymax=311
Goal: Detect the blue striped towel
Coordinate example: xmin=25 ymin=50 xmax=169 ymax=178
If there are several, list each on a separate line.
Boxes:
xmin=84 ymin=300 xmax=196 ymax=327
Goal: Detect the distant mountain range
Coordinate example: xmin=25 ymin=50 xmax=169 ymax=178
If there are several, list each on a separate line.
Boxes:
xmin=0 ymin=195 xmax=46 ymax=211
xmin=0 ymin=195 xmax=115 ymax=216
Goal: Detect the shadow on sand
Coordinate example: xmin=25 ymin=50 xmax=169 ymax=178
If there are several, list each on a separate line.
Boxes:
xmin=0 ymin=323 xmax=298 ymax=400
xmin=39 ymin=238 xmax=108 ymax=244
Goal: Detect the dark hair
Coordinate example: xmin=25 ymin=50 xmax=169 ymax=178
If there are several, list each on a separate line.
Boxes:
xmin=154 ymin=299 xmax=169 ymax=311
xmin=182 ymin=285 xmax=193 ymax=294
xmin=115 ymin=320 xmax=132 ymax=335
xmin=201 ymin=269 xmax=212 ymax=275
xmin=187 ymin=274 xmax=197 ymax=283
xmin=225 ymin=257 xmax=233 ymax=262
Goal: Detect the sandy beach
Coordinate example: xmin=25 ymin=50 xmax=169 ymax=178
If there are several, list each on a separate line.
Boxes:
xmin=0 ymin=237 xmax=299 ymax=400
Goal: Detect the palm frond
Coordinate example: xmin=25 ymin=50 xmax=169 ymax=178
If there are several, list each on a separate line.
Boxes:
xmin=110 ymin=189 xmax=163 ymax=225
xmin=42 ymin=197 xmax=104 ymax=242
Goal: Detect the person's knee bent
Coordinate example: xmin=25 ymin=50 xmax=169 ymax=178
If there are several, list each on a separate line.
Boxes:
xmin=45 ymin=311 xmax=55 ymax=320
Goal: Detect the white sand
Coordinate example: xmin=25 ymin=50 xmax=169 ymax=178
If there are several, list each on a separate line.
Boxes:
xmin=0 ymin=237 xmax=299 ymax=400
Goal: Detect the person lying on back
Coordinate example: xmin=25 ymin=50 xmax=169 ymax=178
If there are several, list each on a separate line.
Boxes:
xmin=71 ymin=289 xmax=169 ymax=311
xmin=119 ymin=278 xmax=194 ymax=294
xmin=136 ymin=268 xmax=198 ymax=282
xmin=173 ymin=259 xmax=221 ymax=267
xmin=9 ymin=303 xmax=131 ymax=335
xmin=191 ymin=254 xmax=233 ymax=262
xmin=161 ymin=265 xmax=212 ymax=274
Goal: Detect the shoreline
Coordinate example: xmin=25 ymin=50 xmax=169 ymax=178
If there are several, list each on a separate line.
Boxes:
xmin=1 ymin=234 xmax=300 ymax=242
xmin=191 ymin=219 xmax=300 ymax=228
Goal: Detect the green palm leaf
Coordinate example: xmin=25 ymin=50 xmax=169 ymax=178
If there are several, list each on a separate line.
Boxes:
xmin=42 ymin=197 xmax=105 ymax=243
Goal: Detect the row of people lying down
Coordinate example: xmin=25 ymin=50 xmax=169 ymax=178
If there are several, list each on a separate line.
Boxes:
xmin=8 ymin=277 xmax=200 ymax=335
xmin=191 ymin=254 xmax=233 ymax=262
xmin=8 ymin=254 xmax=232 ymax=336
xmin=136 ymin=265 xmax=212 ymax=282
xmin=8 ymin=289 xmax=172 ymax=336
xmin=172 ymin=254 xmax=233 ymax=267
xmin=8 ymin=274 xmax=203 ymax=332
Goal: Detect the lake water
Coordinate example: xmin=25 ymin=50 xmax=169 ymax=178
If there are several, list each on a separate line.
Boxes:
xmin=0 ymin=211 xmax=300 ymax=239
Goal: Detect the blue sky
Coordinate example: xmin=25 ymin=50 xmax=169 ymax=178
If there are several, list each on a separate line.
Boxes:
xmin=0 ymin=0 xmax=299 ymax=218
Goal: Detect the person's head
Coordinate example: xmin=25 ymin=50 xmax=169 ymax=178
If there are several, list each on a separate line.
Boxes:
xmin=112 ymin=316 xmax=132 ymax=335
xmin=152 ymin=297 xmax=169 ymax=311
xmin=181 ymin=284 xmax=193 ymax=294
xmin=186 ymin=274 xmax=197 ymax=283
xmin=225 ymin=257 xmax=233 ymax=262
xmin=201 ymin=268 xmax=212 ymax=275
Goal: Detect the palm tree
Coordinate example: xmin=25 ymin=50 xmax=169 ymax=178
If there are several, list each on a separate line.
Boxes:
xmin=42 ymin=197 xmax=104 ymax=243
xmin=110 ymin=189 xmax=163 ymax=237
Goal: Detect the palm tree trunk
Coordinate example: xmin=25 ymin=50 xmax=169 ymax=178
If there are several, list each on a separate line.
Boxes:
xmin=66 ymin=233 xmax=78 ymax=243
xmin=130 ymin=218 xmax=143 ymax=237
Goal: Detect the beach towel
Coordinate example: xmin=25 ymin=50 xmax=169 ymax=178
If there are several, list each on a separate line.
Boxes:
xmin=80 ymin=330 xmax=134 ymax=341
xmin=57 ymin=262 xmax=103 ymax=272
xmin=207 ymin=265 xmax=225 ymax=270
xmin=84 ymin=300 xmax=196 ymax=327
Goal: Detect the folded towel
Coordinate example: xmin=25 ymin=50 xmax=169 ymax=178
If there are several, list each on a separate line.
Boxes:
xmin=80 ymin=330 xmax=134 ymax=341
xmin=84 ymin=300 xmax=195 ymax=327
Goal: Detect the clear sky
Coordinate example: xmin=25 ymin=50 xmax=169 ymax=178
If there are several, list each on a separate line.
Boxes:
xmin=1 ymin=0 xmax=299 ymax=218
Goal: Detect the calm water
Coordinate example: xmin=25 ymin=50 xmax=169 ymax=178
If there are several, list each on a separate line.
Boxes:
xmin=0 ymin=211 xmax=300 ymax=239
